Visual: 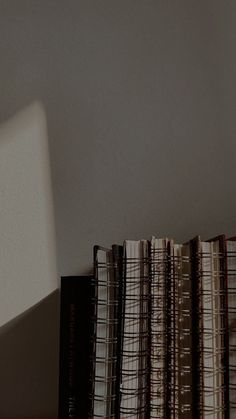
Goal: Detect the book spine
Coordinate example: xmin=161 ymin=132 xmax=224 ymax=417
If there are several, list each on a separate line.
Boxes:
xmin=207 ymin=235 xmax=229 ymax=418
xmin=58 ymin=276 xmax=94 ymax=419
xmin=139 ymin=240 xmax=150 ymax=418
xmin=150 ymin=238 xmax=167 ymax=418
xmin=219 ymin=237 xmax=229 ymax=419
xmin=58 ymin=278 xmax=78 ymax=419
xmin=166 ymin=239 xmax=176 ymax=418
xmin=93 ymin=245 xmax=120 ymax=418
xmin=120 ymin=241 xmax=142 ymax=417
xmin=146 ymin=240 xmax=152 ymax=419
xmin=112 ymin=244 xmax=124 ymax=419
xmin=190 ymin=238 xmax=202 ymax=419
xmin=226 ymin=239 xmax=236 ymax=417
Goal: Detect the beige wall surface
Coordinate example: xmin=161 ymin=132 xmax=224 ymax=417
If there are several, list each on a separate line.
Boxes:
xmin=0 ymin=1 xmax=236 ymax=418
xmin=0 ymin=1 xmax=236 ymax=276
xmin=0 ymin=102 xmax=58 ymax=327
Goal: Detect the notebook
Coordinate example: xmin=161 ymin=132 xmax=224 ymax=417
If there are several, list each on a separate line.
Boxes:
xmin=139 ymin=240 xmax=150 ymax=414
xmin=58 ymin=276 xmax=94 ymax=418
xmin=120 ymin=240 xmax=149 ymax=418
xmin=112 ymin=244 xmax=124 ymax=419
xmin=166 ymin=238 xmax=178 ymax=418
xmin=200 ymin=236 xmax=227 ymax=418
xmin=93 ymin=246 xmax=118 ymax=418
xmin=150 ymin=237 xmax=168 ymax=418
xmin=226 ymin=238 xmax=236 ymax=418
xmin=175 ymin=242 xmax=192 ymax=418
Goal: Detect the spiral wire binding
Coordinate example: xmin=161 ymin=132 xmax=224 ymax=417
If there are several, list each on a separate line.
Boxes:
xmin=200 ymin=246 xmax=227 ymax=418
xmin=87 ymin=240 xmax=235 ymax=418
xmin=150 ymin=244 xmax=167 ymax=418
xmin=174 ymin=247 xmax=192 ymax=418
xmin=168 ymin=246 xmax=179 ymax=418
xmin=150 ymin=242 xmax=193 ymax=418
xmin=227 ymin=246 xmax=236 ymax=416
xmin=90 ymin=249 xmax=119 ymax=418
xmin=120 ymin=243 xmax=150 ymax=418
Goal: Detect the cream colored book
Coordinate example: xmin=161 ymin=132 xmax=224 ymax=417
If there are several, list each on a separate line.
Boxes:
xmin=120 ymin=240 xmax=141 ymax=418
xmin=201 ymin=241 xmax=215 ymax=418
xmin=93 ymin=246 xmax=115 ymax=418
xmin=201 ymin=239 xmax=224 ymax=419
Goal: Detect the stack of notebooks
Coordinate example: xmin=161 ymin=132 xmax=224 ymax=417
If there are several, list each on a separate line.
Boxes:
xmin=58 ymin=235 xmax=236 ymax=418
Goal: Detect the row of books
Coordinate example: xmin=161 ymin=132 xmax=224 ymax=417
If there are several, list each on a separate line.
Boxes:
xmin=58 ymin=235 xmax=236 ymax=418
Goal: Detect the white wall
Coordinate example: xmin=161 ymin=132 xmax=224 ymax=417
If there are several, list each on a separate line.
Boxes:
xmin=0 ymin=1 xmax=236 ymax=417
xmin=1 ymin=1 xmax=236 ymax=276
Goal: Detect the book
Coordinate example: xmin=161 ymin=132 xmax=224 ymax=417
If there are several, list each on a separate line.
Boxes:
xmin=93 ymin=246 xmax=119 ymax=418
xmin=200 ymin=236 xmax=227 ymax=418
xmin=58 ymin=276 xmax=94 ymax=419
xmin=226 ymin=238 xmax=236 ymax=418
xmin=167 ymin=240 xmax=193 ymax=418
xmin=166 ymin=238 xmax=178 ymax=418
xmin=112 ymin=244 xmax=125 ymax=419
xmin=208 ymin=235 xmax=229 ymax=418
xmin=139 ymin=240 xmax=150 ymax=415
xmin=190 ymin=236 xmax=202 ymax=418
xmin=57 ymin=234 xmax=236 ymax=418
xmin=120 ymin=240 xmax=149 ymax=418
xmin=150 ymin=237 xmax=168 ymax=418
xmin=201 ymin=240 xmax=216 ymax=416
xmin=175 ymin=242 xmax=192 ymax=418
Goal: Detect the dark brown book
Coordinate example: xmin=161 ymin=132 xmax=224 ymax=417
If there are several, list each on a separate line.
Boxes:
xmin=58 ymin=276 xmax=94 ymax=419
